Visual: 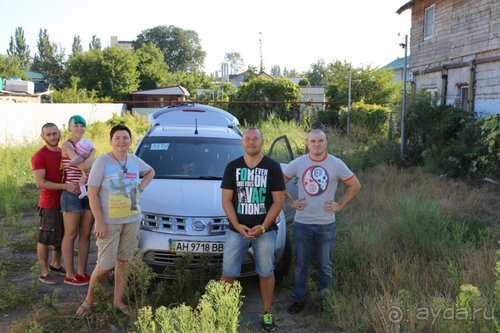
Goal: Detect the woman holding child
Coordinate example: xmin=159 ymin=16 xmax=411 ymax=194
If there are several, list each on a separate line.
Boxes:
xmin=60 ymin=115 xmax=95 ymax=286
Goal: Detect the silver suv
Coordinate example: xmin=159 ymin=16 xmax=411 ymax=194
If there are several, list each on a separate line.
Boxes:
xmin=135 ymin=104 xmax=296 ymax=278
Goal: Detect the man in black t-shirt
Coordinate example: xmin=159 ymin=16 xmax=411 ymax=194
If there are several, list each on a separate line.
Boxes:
xmin=220 ymin=128 xmax=285 ymax=332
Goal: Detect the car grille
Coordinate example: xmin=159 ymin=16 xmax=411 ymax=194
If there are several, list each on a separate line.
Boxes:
xmin=143 ymin=251 xmax=256 ymax=278
xmin=141 ymin=214 xmax=229 ymax=235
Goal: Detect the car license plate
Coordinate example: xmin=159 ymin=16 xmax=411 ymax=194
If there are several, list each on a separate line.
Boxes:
xmin=169 ymin=240 xmax=224 ymax=253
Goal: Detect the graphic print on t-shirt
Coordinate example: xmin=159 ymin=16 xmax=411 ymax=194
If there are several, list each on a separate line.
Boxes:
xmin=106 ymin=164 xmax=139 ymax=218
xmin=302 ymin=165 xmax=329 ymax=196
xmin=235 ymin=167 xmax=268 ymax=215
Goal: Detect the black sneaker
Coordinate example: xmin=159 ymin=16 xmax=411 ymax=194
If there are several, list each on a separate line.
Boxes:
xmin=287 ymin=300 xmax=306 ymax=315
xmin=261 ymin=312 xmax=275 ymax=332
xmin=49 ymin=265 xmax=66 ymax=277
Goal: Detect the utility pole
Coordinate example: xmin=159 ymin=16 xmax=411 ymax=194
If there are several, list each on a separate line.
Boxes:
xmin=400 ymin=34 xmax=408 ymax=160
xmin=259 ymin=32 xmax=264 ymax=73
xmin=347 ymin=64 xmax=352 ymax=135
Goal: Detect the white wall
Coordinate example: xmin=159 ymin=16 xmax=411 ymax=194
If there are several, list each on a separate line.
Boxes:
xmin=0 ymin=103 xmax=125 ymax=145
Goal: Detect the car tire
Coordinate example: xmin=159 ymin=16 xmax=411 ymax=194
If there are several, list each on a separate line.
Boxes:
xmin=275 ymin=233 xmax=292 ymax=283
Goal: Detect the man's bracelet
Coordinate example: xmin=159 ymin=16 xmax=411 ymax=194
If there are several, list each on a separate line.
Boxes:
xmin=260 ymin=225 xmax=266 ymax=234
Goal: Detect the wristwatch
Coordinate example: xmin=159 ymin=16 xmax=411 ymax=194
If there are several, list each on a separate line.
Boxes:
xmin=260 ymin=225 xmax=266 ymax=234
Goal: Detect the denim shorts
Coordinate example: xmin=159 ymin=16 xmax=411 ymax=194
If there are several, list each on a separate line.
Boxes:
xmin=222 ymin=229 xmax=277 ymax=277
xmin=60 ymin=190 xmax=90 ymax=213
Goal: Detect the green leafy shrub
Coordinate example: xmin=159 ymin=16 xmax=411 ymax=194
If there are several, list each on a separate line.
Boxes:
xmin=479 ymin=114 xmax=500 ymax=179
xmin=51 ymin=77 xmax=104 ymax=103
xmin=309 ymin=108 xmax=339 ymax=129
xmin=229 ymin=77 xmax=301 ymax=123
xmin=402 ymin=92 xmax=489 ymax=179
xmin=338 ymin=101 xmax=391 ymax=140
xmin=135 ymin=280 xmax=242 ymax=333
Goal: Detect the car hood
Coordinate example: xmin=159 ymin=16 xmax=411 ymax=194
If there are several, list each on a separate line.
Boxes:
xmin=140 ymin=179 xmax=224 ymax=217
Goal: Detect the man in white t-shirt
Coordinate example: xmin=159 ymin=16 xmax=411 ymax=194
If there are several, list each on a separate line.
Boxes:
xmin=283 ymin=129 xmax=361 ymax=315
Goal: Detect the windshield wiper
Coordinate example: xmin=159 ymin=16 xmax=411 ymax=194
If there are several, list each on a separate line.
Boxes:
xmin=197 ymin=175 xmax=222 ymax=180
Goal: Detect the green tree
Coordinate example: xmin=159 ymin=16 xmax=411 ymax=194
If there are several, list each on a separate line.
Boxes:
xmin=71 ymin=35 xmax=83 ymax=56
xmin=0 ymin=54 xmax=26 ymax=78
xmin=215 ymin=82 xmax=237 ymax=101
xmin=67 ymin=48 xmax=103 ymax=92
xmin=100 ymin=47 xmax=139 ymax=99
xmin=133 ymin=25 xmax=206 ymax=72
xmin=51 ymin=76 xmax=101 ymax=103
xmin=135 ymin=43 xmax=169 ymax=90
xmin=31 ymin=29 xmax=66 ymax=88
xmin=7 ymin=27 xmax=30 ymax=69
xmin=306 ymin=59 xmax=336 ymax=86
xmin=224 ymin=51 xmax=244 ymax=74
xmin=89 ymin=35 xmax=102 ymax=51
xmin=298 ymin=78 xmax=310 ymax=87
xmin=230 ymin=77 xmax=301 ymax=123
xmin=307 ymin=60 xmax=399 ymax=108
xmin=67 ymin=47 xmax=139 ymax=100
xmin=243 ymin=65 xmax=258 ymax=82
xmin=270 ymin=65 xmax=281 ymax=77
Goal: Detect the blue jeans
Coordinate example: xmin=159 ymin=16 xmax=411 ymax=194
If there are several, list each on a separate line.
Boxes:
xmin=222 ymin=229 xmax=277 ymax=277
xmin=292 ymin=222 xmax=336 ymax=302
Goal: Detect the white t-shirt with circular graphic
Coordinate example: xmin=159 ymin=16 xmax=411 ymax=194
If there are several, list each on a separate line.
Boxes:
xmin=283 ymin=154 xmax=354 ymax=225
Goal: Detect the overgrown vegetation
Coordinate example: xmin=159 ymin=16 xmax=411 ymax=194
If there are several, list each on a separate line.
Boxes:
xmin=1 ymin=113 xmax=498 ymax=332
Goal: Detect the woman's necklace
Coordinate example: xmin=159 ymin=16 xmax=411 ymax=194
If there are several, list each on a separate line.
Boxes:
xmin=110 ymin=152 xmax=128 ymax=173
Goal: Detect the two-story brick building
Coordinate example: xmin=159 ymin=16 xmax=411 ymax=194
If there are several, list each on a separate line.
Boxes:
xmin=398 ymin=0 xmax=500 ymax=115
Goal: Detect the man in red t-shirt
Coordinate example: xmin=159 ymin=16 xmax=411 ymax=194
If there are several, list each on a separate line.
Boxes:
xmin=31 ymin=123 xmax=78 ymax=284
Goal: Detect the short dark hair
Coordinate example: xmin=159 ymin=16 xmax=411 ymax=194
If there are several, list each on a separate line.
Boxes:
xmin=41 ymin=122 xmax=59 ymax=134
xmin=110 ymin=124 xmax=132 ymax=140
xmin=243 ymin=127 xmax=263 ymax=138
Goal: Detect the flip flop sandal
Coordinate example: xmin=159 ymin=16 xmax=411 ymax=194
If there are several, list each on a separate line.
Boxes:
xmin=113 ymin=304 xmax=131 ymax=316
xmin=76 ymin=300 xmax=93 ymax=317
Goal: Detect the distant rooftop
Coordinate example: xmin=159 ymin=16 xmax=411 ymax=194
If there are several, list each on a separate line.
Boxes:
xmin=131 ymin=85 xmax=190 ymax=96
xmin=22 ymin=70 xmax=45 ymax=80
xmin=382 ymin=57 xmax=410 ymax=70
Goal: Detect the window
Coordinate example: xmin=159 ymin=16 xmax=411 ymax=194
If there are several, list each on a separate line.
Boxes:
xmin=456 ymin=84 xmax=469 ymax=110
xmin=136 ymin=137 xmax=242 ymax=179
xmin=459 ymin=86 xmax=469 ymax=110
xmin=424 ymin=5 xmax=435 ymax=39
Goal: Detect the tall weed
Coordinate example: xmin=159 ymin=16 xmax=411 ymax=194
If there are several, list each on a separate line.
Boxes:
xmin=329 ymin=164 xmax=498 ymax=332
xmin=0 ymin=141 xmax=38 ymax=219
xmin=135 ymin=280 xmax=242 ymax=333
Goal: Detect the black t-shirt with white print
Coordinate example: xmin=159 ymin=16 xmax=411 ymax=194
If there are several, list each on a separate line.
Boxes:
xmin=221 ymin=155 xmax=285 ymax=231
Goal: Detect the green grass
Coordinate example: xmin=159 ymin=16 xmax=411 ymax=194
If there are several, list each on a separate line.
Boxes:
xmin=0 ymin=142 xmax=39 ymax=220
xmin=1 ymin=117 xmax=499 ymax=332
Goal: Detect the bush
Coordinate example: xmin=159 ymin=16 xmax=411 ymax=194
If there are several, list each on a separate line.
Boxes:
xmin=402 ymin=92 xmax=491 ymax=179
xmin=479 ymin=114 xmax=500 ymax=179
xmin=135 ymin=280 xmax=242 ymax=333
xmin=338 ymin=101 xmax=391 ymax=140
xmin=309 ymin=109 xmax=339 ymax=129
xmin=228 ymin=77 xmax=301 ymax=123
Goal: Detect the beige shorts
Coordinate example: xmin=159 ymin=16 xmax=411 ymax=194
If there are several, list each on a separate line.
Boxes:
xmin=96 ymin=222 xmax=140 ymax=270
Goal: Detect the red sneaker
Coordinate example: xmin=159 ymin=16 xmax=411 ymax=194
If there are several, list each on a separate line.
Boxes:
xmin=64 ymin=276 xmax=88 ymax=286
xmin=76 ymin=273 xmax=91 ymax=283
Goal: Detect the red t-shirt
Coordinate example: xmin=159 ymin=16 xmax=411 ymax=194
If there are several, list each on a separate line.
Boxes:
xmin=31 ymin=146 xmax=64 ymax=209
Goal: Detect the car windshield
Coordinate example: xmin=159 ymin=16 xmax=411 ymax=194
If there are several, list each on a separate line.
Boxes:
xmin=136 ymin=136 xmax=242 ymax=179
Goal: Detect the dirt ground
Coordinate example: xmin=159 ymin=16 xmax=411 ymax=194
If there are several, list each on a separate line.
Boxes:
xmin=0 ymin=218 xmax=334 ymax=333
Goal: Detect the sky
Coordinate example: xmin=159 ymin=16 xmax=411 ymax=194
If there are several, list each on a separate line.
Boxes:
xmin=0 ymin=0 xmax=411 ymax=75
